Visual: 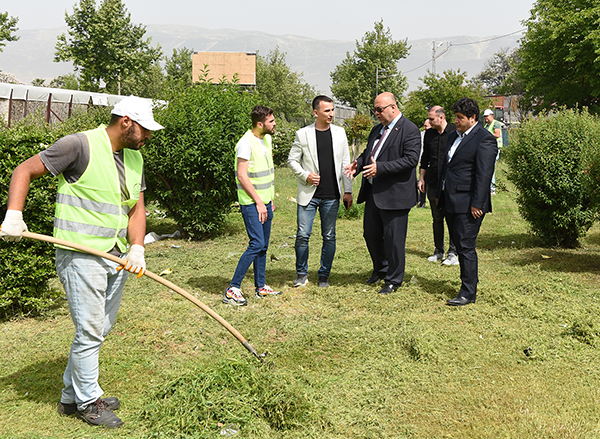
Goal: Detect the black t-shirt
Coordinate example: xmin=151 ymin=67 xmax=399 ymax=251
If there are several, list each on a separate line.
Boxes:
xmin=420 ymin=123 xmax=456 ymax=186
xmin=314 ymin=128 xmax=339 ymax=200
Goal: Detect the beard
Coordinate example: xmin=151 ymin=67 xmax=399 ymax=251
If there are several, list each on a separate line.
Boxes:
xmin=120 ymin=124 xmax=142 ymax=150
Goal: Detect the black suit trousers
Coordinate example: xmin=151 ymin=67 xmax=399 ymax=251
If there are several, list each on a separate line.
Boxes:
xmin=363 ymin=185 xmax=409 ymax=286
xmin=445 ymin=212 xmax=484 ymax=300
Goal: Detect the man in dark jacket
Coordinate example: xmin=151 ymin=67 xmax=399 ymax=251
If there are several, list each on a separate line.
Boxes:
xmin=437 ymin=98 xmax=498 ymax=306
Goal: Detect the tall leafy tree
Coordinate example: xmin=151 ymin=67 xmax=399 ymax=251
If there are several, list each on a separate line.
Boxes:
xmin=517 ymin=0 xmax=600 ymax=113
xmin=330 ymin=20 xmax=409 ymax=109
xmin=54 ymin=0 xmax=163 ymax=95
xmin=0 ymin=11 xmax=19 ymax=52
xmin=165 ymin=47 xmax=194 ymax=85
xmin=402 ymin=69 xmax=491 ymax=126
xmin=474 ymin=47 xmax=520 ymax=95
xmin=256 ymin=47 xmax=315 ymax=121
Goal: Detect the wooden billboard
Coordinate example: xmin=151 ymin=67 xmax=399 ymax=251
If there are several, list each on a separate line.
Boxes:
xmin=192 ymin=52 xmax=256 ymax=86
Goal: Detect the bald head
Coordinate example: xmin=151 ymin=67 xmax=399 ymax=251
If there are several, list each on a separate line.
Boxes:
xmin=373 ymin=92 xmax=399 ymax=125
xmin=428 ymin=105 xmax=447 ymax=133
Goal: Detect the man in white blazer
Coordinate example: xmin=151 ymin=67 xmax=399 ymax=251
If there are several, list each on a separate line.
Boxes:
xmin=288 ymin=95 xmax=353 ymax=288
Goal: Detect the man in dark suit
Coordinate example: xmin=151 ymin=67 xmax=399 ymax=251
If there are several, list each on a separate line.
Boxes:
xmin=436 ymin=97 xmax=498 ymax=306
xmin=344 ymin=92 xmax=421 ymax=295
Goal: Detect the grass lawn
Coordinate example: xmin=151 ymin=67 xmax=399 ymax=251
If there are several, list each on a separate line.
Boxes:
xmin=1 ymin=163 xmax=600 ymax=438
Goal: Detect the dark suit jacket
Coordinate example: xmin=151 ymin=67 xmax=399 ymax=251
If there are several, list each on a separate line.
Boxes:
xmin=355 ymin=115 xmax=421 ymax=210
xmin=420 ymin=123 xmax=456 ymax=186
xmin=437 ymin=123 xmax=498 ymax=214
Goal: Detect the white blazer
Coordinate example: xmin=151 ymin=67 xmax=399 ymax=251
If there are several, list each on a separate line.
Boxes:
xmin=287 ymin=123 xmax=352 ymax=206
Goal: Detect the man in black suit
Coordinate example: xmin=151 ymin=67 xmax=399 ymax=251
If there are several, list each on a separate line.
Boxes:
xmin=436 ymin=98 xmax=498 ymax=306
xmin=345 ymin=92 xmax=421 ymax=295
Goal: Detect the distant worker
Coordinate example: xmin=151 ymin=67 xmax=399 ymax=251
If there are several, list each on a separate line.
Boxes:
xmin=225 ymin=105 xmax=282 ymax=306
xmin=483 ymin=109 xmax=503 ymax=194
xmin=287 ymin=95 xmax=353 ymax=288
xmin=437 ymin=98 xmax=498 ymax=306
xmin=417 ymin=119 xmax=431 ymax=208
xmin=0 ymin=96 xmax=163 ymax=428
xmin=418 ymin=106 xmax=458 ymax=265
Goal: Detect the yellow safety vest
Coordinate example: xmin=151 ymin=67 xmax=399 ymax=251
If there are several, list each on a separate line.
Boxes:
xmin=234 ymin=130 xmax=275 ymax=205
xmin=485 ymin=120 xmax=503 ymax=148
xmin=53 ymin=125 xmax=143 ymax=253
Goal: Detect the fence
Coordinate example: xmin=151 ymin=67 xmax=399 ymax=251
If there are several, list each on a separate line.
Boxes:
xmin=0 ymin=84 xmax=129 ymax=127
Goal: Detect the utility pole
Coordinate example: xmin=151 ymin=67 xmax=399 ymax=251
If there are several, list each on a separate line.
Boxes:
xmin=431 ymin=41 xmax=449 ymax=75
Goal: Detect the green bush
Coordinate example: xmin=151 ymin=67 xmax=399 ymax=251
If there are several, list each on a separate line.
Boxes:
xmin=271 ymin=117 xmax=299 ymax=167
xmin=144 ymin=83 xmax=260 ymax=239
xmin=504 ymin=108 xmax=600 ymax=247
xmin=0 ymin=107 xmax=111 ymax=318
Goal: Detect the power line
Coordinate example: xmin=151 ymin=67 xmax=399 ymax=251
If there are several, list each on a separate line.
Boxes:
xmin=449 ymin=29 xmax=526 ymax=47
xmin=401 ymin=28 xmax=526 ymax=76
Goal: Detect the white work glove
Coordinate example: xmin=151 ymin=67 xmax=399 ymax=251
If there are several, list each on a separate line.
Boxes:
xmin=0 ymin=210 xmax=28 ymax=242
xmin=120 ymin=244 xmax=146 ymax=278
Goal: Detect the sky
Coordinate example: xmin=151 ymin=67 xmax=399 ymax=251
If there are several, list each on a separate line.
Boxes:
xmin=4 ymin=0 xmax=536 ymax=42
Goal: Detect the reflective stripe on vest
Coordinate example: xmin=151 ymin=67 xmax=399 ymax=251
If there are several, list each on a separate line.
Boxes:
xmin=53 ymin=125 xmax=143 ymax=253
xmin=234 ymin=130 xmax=275 ymax=205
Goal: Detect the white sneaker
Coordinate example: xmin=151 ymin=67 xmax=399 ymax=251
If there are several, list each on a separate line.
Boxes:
xmin=442 ymin=254 xmax=459 ymax=266
xmin=255 ymin=285 xmax=282 ymax=298
xmin=427 ymin=252 xmax=444 ymax=262
xmin=223 ymin=286 xmax=247 ymax=306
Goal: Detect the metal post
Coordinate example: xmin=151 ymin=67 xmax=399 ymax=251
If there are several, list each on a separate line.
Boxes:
xmin=8 ymin=89 xmax=13 ymax=128
xmin=46 ymin=93 xmax=52 ymax=124
xmin=24 ymin=89 xmax=29 ymax=119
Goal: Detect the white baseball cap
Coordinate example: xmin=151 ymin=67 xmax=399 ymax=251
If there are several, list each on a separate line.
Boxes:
xmin=483 ymin=109 xmax=494 ymax=116
xmin=111 ymin=96 xmax=164 ymax=131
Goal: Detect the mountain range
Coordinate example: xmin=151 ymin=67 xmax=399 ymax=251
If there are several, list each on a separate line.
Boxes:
xmin=0 ymin=25 xmax=521 ymax=95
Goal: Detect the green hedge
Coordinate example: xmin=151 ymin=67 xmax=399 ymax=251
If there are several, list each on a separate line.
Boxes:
xmin=504 ymin=108 xmax=600 ymax=248
xmin=143 ymin=82 xmax=260 ymax=239
xmin=0 ymin=108 xmax=111 ymax=318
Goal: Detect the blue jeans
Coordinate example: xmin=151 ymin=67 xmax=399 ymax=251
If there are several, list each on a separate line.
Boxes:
xmin=295 ymin=198 xmax=339 ymax=278
xmin=491 ymin=149 xmax=500 ymax=192
xmin=230 ymin=202 xmax=273 ymax=289
xmin=56 ymin=248 xmax=129 ymax=410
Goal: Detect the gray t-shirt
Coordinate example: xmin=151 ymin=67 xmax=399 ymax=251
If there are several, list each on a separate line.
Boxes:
xmin=39 ymin=132 xmax=146 ymax=200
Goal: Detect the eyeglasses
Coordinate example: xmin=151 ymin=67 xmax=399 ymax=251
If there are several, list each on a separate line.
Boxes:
xmin=372 ymin=103 xmax=393 ymax=114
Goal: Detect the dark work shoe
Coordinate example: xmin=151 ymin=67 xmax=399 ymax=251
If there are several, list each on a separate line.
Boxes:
xmin=366 ymin=273 xmax=386 ymax=284
xmin=58 ymin=397 xmax=121 ymax=416
xmin=378 ymin=283 xmax=399 ymax=295
xmin=75 ymin=398 xmax=123 ymax=428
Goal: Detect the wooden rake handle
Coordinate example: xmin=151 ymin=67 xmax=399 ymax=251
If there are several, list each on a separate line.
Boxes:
xmin=22 ymin=231 xmax=265 ymax=360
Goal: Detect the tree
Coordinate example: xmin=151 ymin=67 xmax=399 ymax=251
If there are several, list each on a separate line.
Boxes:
xmin=330 ymin=20 xmax=409 ymax=109
xmin=49 ymin=73 xmax=81 ymax=90
xmin=256 ymin=47 xmax=315 ymax=121
xmin=0 ymin=11 xmax=19 ymax=52
xmin=517 ymin=0 xmax=600 ymax=114
xmin=165 ymin=47 xmax=194 ymax=85
xmin=474 ymin=47 xmax=519 ymax=95
xmin=402 ymin=69 xmax=491 ymax=126
xmin=31 ymin=78 xmax=46 ymax=87
xmin=54 ymin=0 xmax=163 ymax=95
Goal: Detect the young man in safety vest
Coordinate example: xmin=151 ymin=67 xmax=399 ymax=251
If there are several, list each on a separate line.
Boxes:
xmin=224 ymin=105 xmax=282 ymax=306
xmin=0 ymin=96 xmax=163 ymax=428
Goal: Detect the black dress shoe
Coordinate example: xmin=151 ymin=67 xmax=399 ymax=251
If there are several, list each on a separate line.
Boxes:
xmin=378 ymin=283 xmax=399 ymax=295
xmin=446 ymin=296 xmax=475 ymax=306
xmin=366 ymin=273 xmax=386 ymax=284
